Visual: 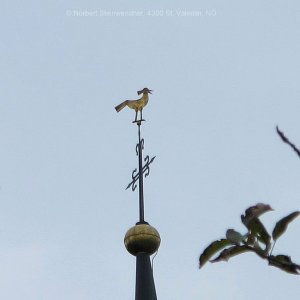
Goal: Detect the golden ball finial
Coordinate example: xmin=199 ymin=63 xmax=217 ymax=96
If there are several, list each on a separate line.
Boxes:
xmin=124 ymin=223 xmax=160 ymax=256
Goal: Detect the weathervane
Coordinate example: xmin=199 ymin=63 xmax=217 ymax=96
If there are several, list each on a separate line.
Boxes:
xmin=115 ymin=87 xmax=156 ymax=223
xmin=115 ymin=88 xmax=160 ymax=300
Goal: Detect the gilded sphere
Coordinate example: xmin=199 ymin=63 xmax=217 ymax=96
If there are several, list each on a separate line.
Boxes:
xmin=124 ymin=223 xmax=161 ymax=256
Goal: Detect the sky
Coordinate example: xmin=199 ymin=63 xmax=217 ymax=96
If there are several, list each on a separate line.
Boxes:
xmin=1 ymin=1 xmax=300 ymax=299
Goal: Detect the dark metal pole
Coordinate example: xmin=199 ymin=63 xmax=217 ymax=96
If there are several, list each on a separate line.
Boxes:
xmin=125 ymin=120 xmax=155 ymax=221
xmin=137 ymin=123 xmax=145 ymax=223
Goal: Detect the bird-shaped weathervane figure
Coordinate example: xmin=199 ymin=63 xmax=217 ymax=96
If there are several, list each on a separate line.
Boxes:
xmin=115 ymin=87 xmax=152 ymax=123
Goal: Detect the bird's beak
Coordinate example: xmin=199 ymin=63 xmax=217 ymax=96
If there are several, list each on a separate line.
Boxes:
xmin=148 ymin=90 xmax=153 ymax=94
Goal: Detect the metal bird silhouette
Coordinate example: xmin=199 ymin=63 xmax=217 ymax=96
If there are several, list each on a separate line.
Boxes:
xmin=115 ymin=88 xmax=152 ymax=123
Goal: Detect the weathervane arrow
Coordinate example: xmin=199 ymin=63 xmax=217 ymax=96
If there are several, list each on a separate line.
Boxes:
xmin=126 ymin=155 xmax=156 ymax=191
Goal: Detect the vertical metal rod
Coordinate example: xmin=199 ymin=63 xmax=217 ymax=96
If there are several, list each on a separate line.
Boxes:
xmin=138 ymin=123 xmax=145 ymax=222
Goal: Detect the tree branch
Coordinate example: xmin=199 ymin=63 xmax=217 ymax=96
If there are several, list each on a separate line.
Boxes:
xmin=276 ymin=126 xmax=300 ymax=158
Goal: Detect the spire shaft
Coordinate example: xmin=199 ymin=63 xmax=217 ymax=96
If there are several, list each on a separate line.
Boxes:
xmin=135 ymin=253 xmax=157 ymax=300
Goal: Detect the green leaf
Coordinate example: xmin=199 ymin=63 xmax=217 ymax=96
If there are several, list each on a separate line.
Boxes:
xmin=254 ymin=219 xmax=271 ymax=245
xmin=199 ymin=239 xmax=231 ymax=268
xmin=226 ymin=229 xmax=247 ymax=245
xmin=241 ymin=203 xmax=273 ymax=227
xmin=272 ymin=211 xmax=300 ymax=241
xmin=268 ymin=255 xmax=300 ymax=275
xmin=210 ymin=245 xmax=251 ymax=263
xmin=252 ymin=242 xmax=268 ymax=259
xmin=242 ymin=217 xmax=271 ymax=252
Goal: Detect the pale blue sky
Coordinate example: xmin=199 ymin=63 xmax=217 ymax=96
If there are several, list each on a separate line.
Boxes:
xmin=0 ymin=1 xmax=300 ymax=299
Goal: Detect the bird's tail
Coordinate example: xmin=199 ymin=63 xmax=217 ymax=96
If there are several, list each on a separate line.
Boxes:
xmin=115 ymin=101 xmax=128 ymax=112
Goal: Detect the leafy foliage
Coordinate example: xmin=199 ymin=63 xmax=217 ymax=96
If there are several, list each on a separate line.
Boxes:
xmin=210 ymin=246 xmax=252 ymax=263
xmin=268 ymin=255 xmax=300 ymax=275
xmin=225 ymin=229 xmax=247 ymax=245
xmin=272 ymin=211 xmax=300 ymax=241
xmin=199 ymin=204 xmax=300 ymax=274
xmin=199 ymin=239 xmax=231 ymax=268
